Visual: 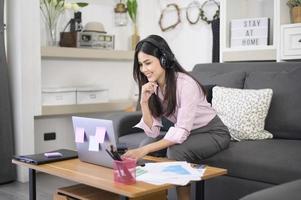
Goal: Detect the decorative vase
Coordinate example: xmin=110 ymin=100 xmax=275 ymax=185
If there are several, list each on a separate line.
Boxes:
xmin=45 ymin=24 xmax=58 ymax=46
xmin=291 ymin=6 xmax=301 ymax=23
xmin=43 ymin=15 xmax=60 ymax=46
xmin=131 ymin=24 xmax=140 ymax=50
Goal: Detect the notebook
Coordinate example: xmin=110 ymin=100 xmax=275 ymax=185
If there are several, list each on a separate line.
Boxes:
xmin=13 ymin=149 xmax=78 ymax=165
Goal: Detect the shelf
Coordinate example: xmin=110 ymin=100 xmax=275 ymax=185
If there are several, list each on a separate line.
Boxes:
xmin=41 ymin=47 xmax=135 ymax=61
xmin=37 ymin=99 xmax=135 ymax=117
xmin=220 ymin=0 xmax=291 ymax=62
xmin=222 ymin=46 xmax=277 ymax=62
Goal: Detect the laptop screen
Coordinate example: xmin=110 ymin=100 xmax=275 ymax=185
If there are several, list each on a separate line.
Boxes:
xmin=72 ymin=116 xmax=118 ymax=168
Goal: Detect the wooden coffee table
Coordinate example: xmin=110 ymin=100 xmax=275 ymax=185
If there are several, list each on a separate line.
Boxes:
xmin=12 ymin=157 xmax=226 ymax=200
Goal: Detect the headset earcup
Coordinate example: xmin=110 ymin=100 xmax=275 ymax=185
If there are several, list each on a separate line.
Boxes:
xmin=160 ymin=56 xmax=167 ymax=69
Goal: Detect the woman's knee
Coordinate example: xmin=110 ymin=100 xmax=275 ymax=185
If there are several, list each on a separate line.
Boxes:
xmin=215 ymin=132 xmax=231 ymax=150
xmin=167 ymin=145 xmax=191 ymax=161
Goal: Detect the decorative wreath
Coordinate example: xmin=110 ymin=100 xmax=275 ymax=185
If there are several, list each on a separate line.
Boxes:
xmin=159 ymin=3 xmax=181 ymax=32
xmin=200 ymin=0 xmax=220 ymax=24
xmin=186 ymin=0 xmax=220 ymax=25
xmin=186 ymin=1 xmax=201 ymax=25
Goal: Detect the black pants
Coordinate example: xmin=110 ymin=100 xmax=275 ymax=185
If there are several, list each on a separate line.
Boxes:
xmin=139 ymin=115 xmax=230 ymax=163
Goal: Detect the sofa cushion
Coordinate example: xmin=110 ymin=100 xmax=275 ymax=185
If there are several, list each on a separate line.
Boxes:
xmin=240 ymin=179 xmax=301 ymax=200
xmin=191 ymin=70 xmax=246 ymax=89
xmin=244 ymin=68 xmax=301 ymax=139
xmin=212 ymin=87 xmax=273 ymax=141
xmin=204 ymin=139 xmax=301 ymax=184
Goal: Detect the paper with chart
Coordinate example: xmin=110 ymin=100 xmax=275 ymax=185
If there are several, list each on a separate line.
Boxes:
xmin=136 ymin=161 xmax=206 ymax=186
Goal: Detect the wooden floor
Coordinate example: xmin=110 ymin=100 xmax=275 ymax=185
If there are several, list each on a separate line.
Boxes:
xmin=0 ymin=173 xmax=75 ymax=200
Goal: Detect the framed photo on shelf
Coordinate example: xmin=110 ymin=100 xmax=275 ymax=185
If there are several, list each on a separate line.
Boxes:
xmin=230 ymin=17 xmax=270 ymax=48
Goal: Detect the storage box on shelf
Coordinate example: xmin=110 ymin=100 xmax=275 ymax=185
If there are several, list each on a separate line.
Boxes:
xmin=42 ymin=88 xmax=76 ymax=106
xmin=281 ymin=23 xmax=301 ymax=60
xmin=40 ymin=85 xmax=136 ymax=116
xmin=76 ymin=87 xmax=109 ymax=104
xmin=220 ymin=0 xmax=290 ymax=62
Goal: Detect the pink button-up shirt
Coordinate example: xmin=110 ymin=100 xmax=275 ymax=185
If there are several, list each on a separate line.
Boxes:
xmin=134 ymin=72 xmax=216 ymax=144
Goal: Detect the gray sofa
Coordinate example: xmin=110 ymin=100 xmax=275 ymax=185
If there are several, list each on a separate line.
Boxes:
xmin=240 ymin=179 xmax=301 ymax=200
xmin=111 ymin=62 xmax=301 ymax=200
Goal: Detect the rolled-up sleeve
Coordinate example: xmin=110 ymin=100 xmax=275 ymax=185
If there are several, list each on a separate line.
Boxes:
xmin=134 ymin=116 xmax=163 ymax=138
xmin=163 ymin=79 xmax=200 ymax=144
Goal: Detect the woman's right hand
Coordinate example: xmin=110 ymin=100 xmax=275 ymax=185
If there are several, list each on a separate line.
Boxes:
xmin=140 ymin=82 xmax=158 ymax=104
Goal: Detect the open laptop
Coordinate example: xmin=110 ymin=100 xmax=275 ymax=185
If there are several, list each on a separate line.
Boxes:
xmin=72 ymin=116 xmax=118 ymax=168
xmin=72 ymin=116 xmax=153 ymax=168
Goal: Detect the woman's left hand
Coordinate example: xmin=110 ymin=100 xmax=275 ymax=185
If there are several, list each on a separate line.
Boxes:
xmin=122 ymin=147 xmax=149 ymax=160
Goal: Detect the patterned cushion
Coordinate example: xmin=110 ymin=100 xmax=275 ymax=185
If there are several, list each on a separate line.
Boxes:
xmin=212 ymin=86 xmax=273 ymax=141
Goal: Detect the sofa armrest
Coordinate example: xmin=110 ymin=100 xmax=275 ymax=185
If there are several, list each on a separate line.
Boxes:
xmin=102 ymin=111 xmax=142 ymax=138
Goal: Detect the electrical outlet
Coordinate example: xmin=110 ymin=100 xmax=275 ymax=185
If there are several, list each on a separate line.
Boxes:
xmin=44 ymin=132 xmax=56 ymax=141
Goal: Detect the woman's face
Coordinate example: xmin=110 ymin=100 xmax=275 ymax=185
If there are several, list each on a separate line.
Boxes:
xmin=138 ymin=51 xmax=166 ymax=85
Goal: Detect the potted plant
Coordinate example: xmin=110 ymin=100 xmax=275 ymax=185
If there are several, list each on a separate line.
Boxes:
xmin=287 ymin=0 xmax=301 ymax=23
xmin=126 ymin=0 xmax=139 ymax=49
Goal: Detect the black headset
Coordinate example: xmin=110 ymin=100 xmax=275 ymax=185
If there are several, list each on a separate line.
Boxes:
xmin=136 ymin=37 xmax=175 ymax=69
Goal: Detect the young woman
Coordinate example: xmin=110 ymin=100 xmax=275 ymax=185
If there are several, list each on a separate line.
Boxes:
xmin=123 ymin=35 xmax=230 ymax=199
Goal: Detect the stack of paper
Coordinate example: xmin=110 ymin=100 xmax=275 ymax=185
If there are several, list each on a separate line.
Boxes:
xmin=136 ymin=161 xmax=206 ymax=186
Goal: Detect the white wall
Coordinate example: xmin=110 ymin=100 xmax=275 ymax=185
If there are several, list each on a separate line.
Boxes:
xmin=34 ymin=116 xmax=77 ymax=153
xmin=138 ymin=0 xmax=216 ymax=70
xmin=7 ymin=0 xmax=41 ymax=182
xmin=8 ymin=0 xmax=216 ymax=182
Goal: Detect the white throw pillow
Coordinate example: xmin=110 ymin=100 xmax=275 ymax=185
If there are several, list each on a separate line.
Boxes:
xmin=212 ymin=86 xmax=273 ymax=141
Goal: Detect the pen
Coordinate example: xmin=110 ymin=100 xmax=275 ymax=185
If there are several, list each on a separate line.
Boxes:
xmin=105 ymin=149 xmax=116 ymax=160
xmin=110 ymin=145 xmax=122 ymax=161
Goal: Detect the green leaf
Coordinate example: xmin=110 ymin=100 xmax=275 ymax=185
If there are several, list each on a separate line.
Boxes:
xmin=127 ymin=0 xmax=137 ymax=23
xmin=287 ymin=0 xmax=301 ymax=7
xmin=77 ymin=3 xmax=88 ymax=8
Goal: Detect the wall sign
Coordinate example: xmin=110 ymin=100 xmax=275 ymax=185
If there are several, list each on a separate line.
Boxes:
xmin=230 ymin=17 xmax=270 ymax=47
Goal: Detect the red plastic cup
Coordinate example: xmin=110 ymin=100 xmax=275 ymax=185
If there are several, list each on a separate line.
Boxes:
xmin=113 ymin=158 xmax=136 ymax=184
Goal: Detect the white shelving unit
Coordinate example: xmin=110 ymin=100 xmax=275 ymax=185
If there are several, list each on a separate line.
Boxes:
xmin=39 ymin=99 xmax=134 ymax=117
xmin=41 ymin=47 xmax=134 ymax=61
xmin=40 ymin=47 xmax=135 ymax=116
xmin=280 ymin=23 xmax=301 ymax=60
xmin=220 ymin=0 xmax=291 ymax=62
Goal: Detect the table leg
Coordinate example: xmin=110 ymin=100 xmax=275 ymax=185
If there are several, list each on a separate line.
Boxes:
xmin=29 ymin=169 xmax=36 ymax=200
xmin=195 ymin=180 xmax=205 ymax=200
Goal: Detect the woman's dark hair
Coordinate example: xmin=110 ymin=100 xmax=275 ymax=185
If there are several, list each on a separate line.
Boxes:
xmin=133 ymin=35 xmax=206 ymax=118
